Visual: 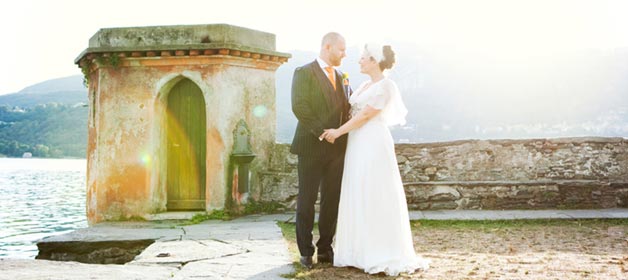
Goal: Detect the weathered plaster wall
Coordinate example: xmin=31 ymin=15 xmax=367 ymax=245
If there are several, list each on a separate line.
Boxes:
xmin=84 ymin=56 xmax=280 ymax=223
xmin=259 ymin=138 xmax=628 ymax=210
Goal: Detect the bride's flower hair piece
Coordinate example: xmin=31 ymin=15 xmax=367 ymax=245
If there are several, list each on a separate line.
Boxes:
xmin=364 ymin=43 xmax=396 ymax=71
xmin=363 ymin=43 xmax=383 ymax=64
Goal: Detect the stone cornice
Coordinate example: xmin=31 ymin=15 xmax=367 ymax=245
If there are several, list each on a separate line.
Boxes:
xmin=75 ymin=44 xmax=291 ymax=66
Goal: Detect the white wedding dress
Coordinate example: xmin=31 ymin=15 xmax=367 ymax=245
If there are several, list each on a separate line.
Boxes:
xmin=333 ymin=78 xmax=429 ymax=276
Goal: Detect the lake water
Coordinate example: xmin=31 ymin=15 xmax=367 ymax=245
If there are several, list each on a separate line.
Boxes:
xmin=0 ymin=158 xmax=87 ymax=259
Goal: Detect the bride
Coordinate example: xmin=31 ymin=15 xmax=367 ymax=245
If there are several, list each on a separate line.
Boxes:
xmin=322 ymin=43 xmax=429 ymax=276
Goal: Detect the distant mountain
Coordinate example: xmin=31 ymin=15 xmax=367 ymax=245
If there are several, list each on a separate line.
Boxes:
xmin=277 ymin=43 xmax=628 ymax=143
xmin=17 ymin=75 xmax=86 ymax=95
xmin=0 ymin=42 xmax=626 ymax=158
xmin=0 ymin=75 xmax=87 ymax=108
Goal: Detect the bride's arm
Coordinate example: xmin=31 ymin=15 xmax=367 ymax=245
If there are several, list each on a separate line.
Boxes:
xmin=322 ymin=105 xmax=381 ymax=143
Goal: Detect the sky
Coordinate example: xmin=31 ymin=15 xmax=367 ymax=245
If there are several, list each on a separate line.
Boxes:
xmin=1 ymin=0 xmax=628 ymax=95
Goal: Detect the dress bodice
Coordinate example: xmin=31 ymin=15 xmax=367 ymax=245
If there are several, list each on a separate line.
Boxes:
xmin=349 ymin=79 xmax=386 ymax=118
xmin=348 ymin=78 xmax=408 ymax=127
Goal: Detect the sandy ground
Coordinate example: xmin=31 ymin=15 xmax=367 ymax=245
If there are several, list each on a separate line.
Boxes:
xmin=281 ymin=220 xmax=628 ymax=279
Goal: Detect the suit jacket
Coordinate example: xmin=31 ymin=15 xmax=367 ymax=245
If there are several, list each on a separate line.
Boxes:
xmin=290 ymin=60 xmax=351 ymax=158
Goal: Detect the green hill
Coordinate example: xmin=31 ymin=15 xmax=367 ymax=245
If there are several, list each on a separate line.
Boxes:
xmin=0 ymin=75 xmax=87 ymax=158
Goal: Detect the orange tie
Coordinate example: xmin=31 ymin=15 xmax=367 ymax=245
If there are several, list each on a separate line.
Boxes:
xmin=325 ymin=66 xmax=336 ymax=90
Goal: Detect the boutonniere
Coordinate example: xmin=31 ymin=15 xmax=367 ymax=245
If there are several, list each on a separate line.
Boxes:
xmin=342 ymin=72 xmax=350 ymax=86
xmin=342 ymin=72 xmax=353 ymax=97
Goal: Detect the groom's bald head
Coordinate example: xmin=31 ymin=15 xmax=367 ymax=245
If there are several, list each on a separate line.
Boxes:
xmin=320 ymin=32 xmax=346 ymax=67
xmin=321 ymin=32 xmax=344 ymax=47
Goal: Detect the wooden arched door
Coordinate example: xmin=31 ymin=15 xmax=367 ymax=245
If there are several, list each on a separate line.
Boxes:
xmin=166 ymin=79 xmax=206 ymax=210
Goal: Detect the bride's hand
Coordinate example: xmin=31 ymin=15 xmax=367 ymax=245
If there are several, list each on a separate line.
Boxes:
xmin=320 ymin=130 xmax=332 ymax=143
xmin=324 ymin=129 xmax=340 ymax=144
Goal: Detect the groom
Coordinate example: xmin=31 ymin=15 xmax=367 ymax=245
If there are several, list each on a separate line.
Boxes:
xmin=290 ymin=32 xmax=350 ymax=269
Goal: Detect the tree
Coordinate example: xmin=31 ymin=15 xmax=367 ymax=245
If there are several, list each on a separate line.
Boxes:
xmin=0 ymin=104 xmax=87 ymax=158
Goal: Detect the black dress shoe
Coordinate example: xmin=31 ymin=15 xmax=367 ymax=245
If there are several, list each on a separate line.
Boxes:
xmin=317 ymin=251 xmax=334 ymax=264
xmin=300 ymin=256 xmax=313 ymax=269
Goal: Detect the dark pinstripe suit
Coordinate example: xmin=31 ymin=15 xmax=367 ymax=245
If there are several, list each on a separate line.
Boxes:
xmin=290 ymin=60 xmax=350 ymax=257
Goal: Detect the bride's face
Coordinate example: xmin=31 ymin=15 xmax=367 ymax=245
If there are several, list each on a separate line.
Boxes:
xmin=359 ymin=54 xmax=377 ymax=74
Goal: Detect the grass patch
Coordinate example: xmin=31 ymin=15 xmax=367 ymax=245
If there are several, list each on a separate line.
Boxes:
xmin=277 ymin=221 xmax=297 ymax=242
xmin=277 ymin=221 xmax=322 ymax=279
xmin=179 ymin=209 xmax=231 ymax=226
xmin=178 ymin=201 xmax=286 ymax=226
xmin=243 ymin=200 xmax=285 ymax=215
xmin=277 ymin=222 xmax=299 ymax=278
xmin=279 ymin=261 xmax=307 ymax=279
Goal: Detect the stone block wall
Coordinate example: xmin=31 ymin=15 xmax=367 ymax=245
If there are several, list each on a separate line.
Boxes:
xmin=255 ymin=137 xmax=628 ymax=210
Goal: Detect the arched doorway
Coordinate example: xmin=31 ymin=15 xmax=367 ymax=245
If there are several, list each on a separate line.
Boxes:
xmin=166 ymin=79 xmax=206 ymax=210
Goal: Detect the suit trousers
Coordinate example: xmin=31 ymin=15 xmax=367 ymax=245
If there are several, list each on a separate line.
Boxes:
xmin=296 ymin=154 xmax=344 ymax=257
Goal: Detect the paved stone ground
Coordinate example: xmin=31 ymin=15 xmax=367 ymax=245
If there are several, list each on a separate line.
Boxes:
xmin=0 ymin=214 xmax=294 ymax=280
xmin=1 ymin=209 xmax=627 ymax=279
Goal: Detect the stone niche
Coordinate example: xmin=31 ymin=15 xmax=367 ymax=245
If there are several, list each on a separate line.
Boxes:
xmin=75 ymin=24 xmax=290 ymax=224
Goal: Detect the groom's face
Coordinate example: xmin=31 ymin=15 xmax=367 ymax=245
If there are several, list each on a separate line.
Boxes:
xmin=328 ymin=39 xmax=346 ymax=67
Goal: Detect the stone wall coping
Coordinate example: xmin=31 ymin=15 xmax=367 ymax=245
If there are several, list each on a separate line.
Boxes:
xmin=404 ymin=180 xmax=623 ymax=186
xmin=396 ymin=137 xmax=626 ymax=148
xmin=275 ymin=137 xmax=627 ymax=148
xmin=395 ymin=137 xmax=628 ymax=147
